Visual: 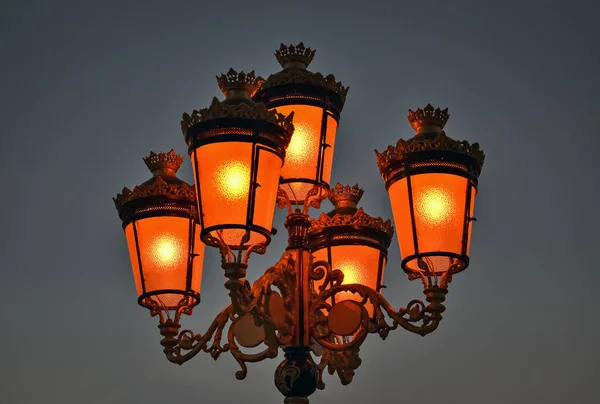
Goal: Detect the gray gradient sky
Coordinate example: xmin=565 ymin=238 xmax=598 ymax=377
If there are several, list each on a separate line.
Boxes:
xmin=1 ymin=1 xmax=599 ymax=403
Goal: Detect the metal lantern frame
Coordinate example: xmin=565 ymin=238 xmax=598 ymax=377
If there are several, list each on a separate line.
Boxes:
xmin=182 ymin=70 xmax=294 ymax=250
xmin=113 ymin=44 xmax=486 ymax=404
xmin=114 ymin=151 xmax=202 ymax=311
xmin=375 ymin=105 xmax=485 ymax=282
xmin=253 ymin=43 xmax=348 ymax=203
xmin=307 ymin=184 xmax=394 ymax=300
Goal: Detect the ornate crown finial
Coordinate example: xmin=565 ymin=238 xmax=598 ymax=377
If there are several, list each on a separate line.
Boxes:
xmin=143 ymin=150 xmax=183 ymax=174
xmin=275 ymin=43 xmax=316 ymax=69
xmin=374 ymin=132 xmax=485 ymax=173
xmin=216 ymin=68 xmax=264 ymax=97
xmin=114 ymin=151 xmax=194 ymax=213
xmin=408 ymin=104 xmax=449 ymax=133
xmin=329 ymin=183 xmax=364 ymax=210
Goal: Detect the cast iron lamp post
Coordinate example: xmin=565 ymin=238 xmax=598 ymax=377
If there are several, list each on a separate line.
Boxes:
xmin=113 ymin=43 xmax=485 ymax=404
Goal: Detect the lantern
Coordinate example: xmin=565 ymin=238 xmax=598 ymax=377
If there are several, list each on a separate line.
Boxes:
xmin=375 ymin=105 xmax=485 ymax=279
xmin=113 ymin=150 xmax=204 ymax=311
xmin=307 ymin=184 xmax=393 ymax=315
xmin=253 ymin=43 xmax=348 ymax=204
xmin=182 ymin=69 xmax=294 ymax=250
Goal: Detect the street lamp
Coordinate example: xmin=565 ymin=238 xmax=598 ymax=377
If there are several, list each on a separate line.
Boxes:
xmin=253 ymin=43 xmax=347 ymax=204
xmin=182 ymin=69 xmax=294 ymax=251
xmin=308 ymin=183 xmax=394 ymax=317
xmin=114 ymin=43 xmax=485 ymax=404
xmin=376 ymin=104 xmax=484 ymax=285
xmin=113 ymin=150 xmax=204 ymax=316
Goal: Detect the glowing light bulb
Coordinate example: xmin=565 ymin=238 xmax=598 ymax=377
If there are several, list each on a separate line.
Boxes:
xmin=153 ymin=235 xmax=179 ymax=265
xmin=215 ymin=160 xmax=250 ymax=200
xmin=420 ymin=188 xmax=451 ymax=223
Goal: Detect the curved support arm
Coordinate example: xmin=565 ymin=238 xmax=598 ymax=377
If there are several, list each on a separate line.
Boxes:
xmin=154 ymin=252 xmax=298 ymax=379
xmin=157 ymin=221 xmax=301 ymax=383
xmin=209 ymin=228 xmax=297 ymax=330
xmin=310 ymin=282 xmax=447 ymax=352
xmin=309 ymin=265 xmax=447 ymax=387
xmin=222 ymin=252 xmax=296 ymax=336
xmin=168 ymin=249 xmax=297 ymax=369
xmin=157 ymin=302 xmax=284 ymax=380
xmin=159 ymin=305 xmax=234 ymax=364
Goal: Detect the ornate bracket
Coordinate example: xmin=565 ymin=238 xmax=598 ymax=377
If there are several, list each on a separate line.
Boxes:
xmin=146 ymin=201 xmax=452 ymax=392
xmin=158 ymin=305 xmax=281 ymax=380
xmin=307 ymin=260 xmax=447 ymax=387
xmin=154 ymin=251 xmax=299 ymax=380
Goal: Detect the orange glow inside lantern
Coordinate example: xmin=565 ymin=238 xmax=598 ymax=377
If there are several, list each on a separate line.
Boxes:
xmin=312 ymin=245 xmax=384 ymax=316
xmin=183 ymin=68 xmax=293 ymax=251
xmin=115 ymin=150 xmax=205 ymax=312
xmin=388 ymin=173 xmax=475 ymax=274
xmin=124 ymin=216 xmax=204 ymax=308
xmin=192 ymin=140 xmax=283 ymax=247
xmin=376 ymin=105 xmax=484 ymax=278
xmin=275 ymin=105 xmax=338 ymax=202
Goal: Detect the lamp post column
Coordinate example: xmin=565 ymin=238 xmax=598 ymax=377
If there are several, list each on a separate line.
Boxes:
xmin=274 ymin=209 xmax=318 ymax=403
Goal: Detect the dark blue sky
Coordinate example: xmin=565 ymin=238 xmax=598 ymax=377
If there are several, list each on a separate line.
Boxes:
xmin=1 ymin=1 xmax=599 ymax=403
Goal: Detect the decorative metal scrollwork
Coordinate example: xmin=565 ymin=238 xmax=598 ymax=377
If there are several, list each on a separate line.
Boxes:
xmin=302 ymin=185 xmax=327 ymax=214
xmin=160 ymin=305 xmax=279 ymax=380
xmin=149 ymin=208 xmax=450 ymax=389
xmin=156 ymin=251 xmax=299 ymax=379
xmin=307 ymin=271 xmax=447 ymax=386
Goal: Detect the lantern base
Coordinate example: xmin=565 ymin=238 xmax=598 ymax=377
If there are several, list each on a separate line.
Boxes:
xmin=280 ymin=180 xmax=329 ymax=205
xmin=402 ymin=253 xmax=468 ymax=277
xmin=138 ymin=289 xmax=201 ymax=311
xmin=201 ymin=224 xmax=272 ymax=250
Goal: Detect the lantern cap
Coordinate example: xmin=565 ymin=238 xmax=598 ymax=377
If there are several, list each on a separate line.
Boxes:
xmin=408 ymin=104 xmax=449 ymax=134
xmin=375 ymin=131 xmax=485 ymax=172
xmin=256 ymin=43 xmax=349 ymax=106
xmin=181 ymin=99 xmax=295 ymax=144
xmin=113 ymin=151 xmax=195 ymax=213
xmin=216 ymin=68 xmax=264 ymax=99
xmin=143 ymin=150 xmax=183 ymax=175
xmin=328 ymin=183 xmax=364 ymax=212
xmin=275 ymin=42 xmax=316 ymax=69
xmin=309 ymin=207 xmax=394 ymax=239
xmin=113 ymin=176 xmax=195 ymax=211
xmin=182 ymin=68 xmax=293 ymax=138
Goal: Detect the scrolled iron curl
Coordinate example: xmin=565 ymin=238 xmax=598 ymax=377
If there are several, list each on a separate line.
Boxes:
xmin=310 ymin=282 xmax=445 ymax=353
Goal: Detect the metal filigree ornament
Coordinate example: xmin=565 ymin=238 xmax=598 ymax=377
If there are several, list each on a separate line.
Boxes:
xmin=258 ymin=43 xmax=349 ymax=105
xmin=114 ymin=44 xmax=485 ymax=404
